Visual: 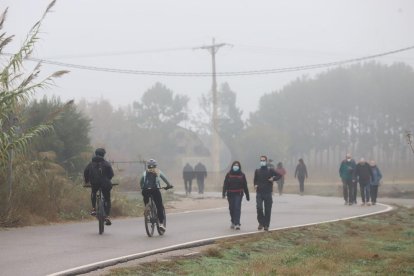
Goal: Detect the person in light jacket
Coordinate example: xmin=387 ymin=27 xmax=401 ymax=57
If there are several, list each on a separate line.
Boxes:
xmin=369 ymin=160 xmax=382 ymax=205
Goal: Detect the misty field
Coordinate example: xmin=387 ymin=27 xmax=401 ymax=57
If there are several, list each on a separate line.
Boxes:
xmin=108 ymin=206 xmax=414 ymax=275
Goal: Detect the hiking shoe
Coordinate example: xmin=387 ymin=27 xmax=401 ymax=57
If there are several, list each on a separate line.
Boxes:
xmin=367 ymin=202 xmax=371 ymax=206
xmin=104 ymin=217 xmax=112 ymax=226
xmin=235 ymin=225 xmax=240 ymax=230
xmin=159 ymin=225 xmax=166 ymax=232
xmin=90 ymin=208 xmax=96 ymax=216
xmin=230 ymin=223 xmax=235 ymax=229
xmin=264 ymin=227 xmax=269 ymax=231
xmin=258 ymin=224 xmax=263 ymax=230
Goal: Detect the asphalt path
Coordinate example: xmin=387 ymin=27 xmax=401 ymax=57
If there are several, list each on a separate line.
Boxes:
xmin=0 ymin=194 xmax=392 ymax=276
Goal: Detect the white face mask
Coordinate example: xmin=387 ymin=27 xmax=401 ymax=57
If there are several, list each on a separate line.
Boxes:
xmin=232 ymin=165 xmax=240 ymax=171
xmin=260 ymin=161 xmax=267 ymax=167
xmin=347 ymin=158 xmax=351 ymax=162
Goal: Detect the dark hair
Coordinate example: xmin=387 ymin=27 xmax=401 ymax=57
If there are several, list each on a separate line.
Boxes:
xmin=260 ymin=155 xmax=267 ymax=161
xmin=277 ymin=162 xmax=283 ymax=168
xmin=95 ymin=148 xmax=106 ymax=157
xmin=299 ymin=158 xmax=304 ymax=164
xmin=229 ymin=161 xmax=242 ymax=172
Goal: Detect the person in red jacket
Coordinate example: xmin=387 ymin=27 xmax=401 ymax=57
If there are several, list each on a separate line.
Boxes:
xmin=222 ymin=161 xmax=250 ymax=230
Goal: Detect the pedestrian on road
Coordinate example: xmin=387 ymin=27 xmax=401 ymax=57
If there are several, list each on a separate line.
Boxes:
xmin=369 ymin=160 xmax=382 ymax=205
xmin=222 ymin=161 xmax=250 ymax=230
xmin=194 ymin=162 xmax=207 ymax=194
xmin=294 ymin=158 xmax=308 ymax=195
xmin=275 ymin=162 xmax=287 ymax=196
xmin=354 ymin=158 xmax=373 ymax=206
xmin=254 ymin=155 xmax=282 ymax=231
xmin=182 ymin=163 xmax=194 ymax=196
xmin=84 ymin=148 xmax=114 ymax=226
xmin=339 ymin=153 xmax=357 ymax=205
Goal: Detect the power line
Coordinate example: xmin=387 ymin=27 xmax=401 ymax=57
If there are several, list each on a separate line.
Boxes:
xmin=1 ymin=45 xmax=413 ymax=77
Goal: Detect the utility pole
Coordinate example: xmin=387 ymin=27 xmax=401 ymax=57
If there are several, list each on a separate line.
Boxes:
xmin=196 ymin=38 xmax=231 ymax=186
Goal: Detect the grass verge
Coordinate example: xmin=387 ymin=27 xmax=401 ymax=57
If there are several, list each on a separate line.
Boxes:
xmin=107 ymin=206 xmax=414 ymax=275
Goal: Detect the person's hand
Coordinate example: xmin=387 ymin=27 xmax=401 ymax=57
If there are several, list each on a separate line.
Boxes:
xmin=166 ymin=185 xmax=173 ymax=190
xmin=246 ymin=196 xmax=250 ymax=201
xmin=254 ymin=185 xmax=258 ymax=191
xmin=222 ymin=193 xmax=226 ymax=199
xmin=268 ymin=177 xmax=274 ymax=182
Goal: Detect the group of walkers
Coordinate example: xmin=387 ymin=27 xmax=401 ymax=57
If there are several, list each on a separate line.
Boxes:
xmin=339 ymin=153 xmax=383 ymax=206
xmin=84 ymin=148 xmax=172 ymax=232
xmin=182 ymin=162 xmax=207 ymax=195
xmin=222 ymin=155 xmax=286 ymax=231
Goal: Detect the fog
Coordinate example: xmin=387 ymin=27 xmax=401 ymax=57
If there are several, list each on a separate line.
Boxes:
xmin=2 ymin=0 xmax=414 ymax=118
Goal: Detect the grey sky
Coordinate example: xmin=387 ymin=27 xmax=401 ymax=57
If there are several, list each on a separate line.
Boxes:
xmin=2 ymin=0 xmax=414 ymax=118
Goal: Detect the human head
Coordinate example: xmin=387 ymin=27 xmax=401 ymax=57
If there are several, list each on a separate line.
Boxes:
xmin=260 ymin=155 xmax=267 ymax=167
xmin=299 ymin=158 xmax=304 ymax=164
xmin=147 ymin=159 xmax=157 ymax=169
xmin=95 ymin=148 xmax=106 ymax=157
xmin=360 ymin=157 xmax=366 ymax=163
xmin=346 ymin=153 xmax=352 ymax=161
xmin=370 ymin=160 xmax=376 ymax=166
xmin=230 ymin=161 xmax=241 ymax=172
xmin=277 ymin=162 xmax=283 ymax=168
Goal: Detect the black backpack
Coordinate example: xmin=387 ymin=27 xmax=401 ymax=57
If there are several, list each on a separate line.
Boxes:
xmin=89 ymin=161 xmax=105 ymax=186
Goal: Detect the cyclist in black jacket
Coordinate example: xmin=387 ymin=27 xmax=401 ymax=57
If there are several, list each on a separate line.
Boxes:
xmin=222 ymin=161 xmax=250 ymax=230
xmin=84 ymin=148 xmax=114 ymax=225
xmin=254 ymin=155 xmax=281 ymax=231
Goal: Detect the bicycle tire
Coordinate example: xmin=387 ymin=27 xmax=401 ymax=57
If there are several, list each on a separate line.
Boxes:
xmin=157 ymin=208 xmax=166 ymax=235
xmin=144 ymin=198 xmax=156 ymax=237
xmin=97 ymin=192 xmax=105 ymax=235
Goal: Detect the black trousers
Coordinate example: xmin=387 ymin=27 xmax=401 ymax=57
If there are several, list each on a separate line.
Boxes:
xmin=91 ymin=184 xmax=112 ymax=216
xmin=142 ymin=189 xmax=165 ymax=223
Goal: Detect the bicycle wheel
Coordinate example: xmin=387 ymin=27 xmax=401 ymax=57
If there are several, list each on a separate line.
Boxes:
xmin=144 ymin=199 xmax=156 ymax=237
xmin=157 ymin=208 xmax=166 ymax=235
xmin=97 ymin=192 xmax=105 ymax=235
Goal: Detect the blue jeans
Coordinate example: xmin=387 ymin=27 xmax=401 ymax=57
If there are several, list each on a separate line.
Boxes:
xmin=227 ymin=192 xmax=243 ymax=225
xmin=256 ymin=192 xmax=273 ymax=228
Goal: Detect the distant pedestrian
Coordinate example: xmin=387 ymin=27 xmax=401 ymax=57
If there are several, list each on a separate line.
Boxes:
xmin=369 ymin=160 xmax=382 ymax=205
xmin=294 ymin=158 xmax=308 ymax=195
xmin=182 ymin=163 xmax=194 ymax=196
xmin=222 ymin=161 xmax=250 ymax=230
xmin=354 ymin=158 xmax=373 ymax=206
xmin=275 ymin=162 xmax=287 ymax=196
xmin=339 ymin=153 xmax=357 ymax=205
xmin=254 ymin=155 xmax=282 ymax=231
xmin=194 ymin=162 xmax=207 ymax=194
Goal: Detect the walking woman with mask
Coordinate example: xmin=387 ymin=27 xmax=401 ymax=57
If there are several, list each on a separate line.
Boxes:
xmin=222 ymin=161 xmax=250 ymax=230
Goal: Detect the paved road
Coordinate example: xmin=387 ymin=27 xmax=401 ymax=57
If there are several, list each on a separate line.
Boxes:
xmin=0 ymin=194 xmax=391 ymax=276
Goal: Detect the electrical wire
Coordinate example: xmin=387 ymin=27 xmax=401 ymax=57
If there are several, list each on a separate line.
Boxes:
xmin=1 ymin=45 xmax=413 ymax=77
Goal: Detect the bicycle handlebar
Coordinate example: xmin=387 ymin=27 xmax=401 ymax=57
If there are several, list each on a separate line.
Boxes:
xmin=143 ymin=185 xmax=174 ymax=191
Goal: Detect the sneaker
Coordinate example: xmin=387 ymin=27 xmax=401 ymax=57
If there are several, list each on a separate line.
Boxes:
xmin=348 ymin=202 xmax=353 ymax=206
xmin=90 ymin=208 xmax=96 ymax=216
xmin=361 ymin=203 xmax=366 ymax=206
xmin=104 ymin=217 xmax=112 ymax=226
xmin=258 ymin=224 xmax=263 ymax=230
xmin=344 ymin=201 xmax=348 ymax=205
xmin=235 ymin=225 xmax=240 ymax=230
xmin=367 ymin=202 xmax=371 ymax=206
xmin=230 ymin=223 xmax=235 ymax=229
xmin=372 ymin=202 xmax=376 ymax=205
xmin=159 ymin=224 xmax=166 ymax=232
xmin=264 ymin=227 xmax=269 ymax=231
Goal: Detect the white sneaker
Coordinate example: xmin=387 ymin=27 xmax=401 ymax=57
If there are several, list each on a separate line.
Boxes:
xmin=235 ymin=225 xmax=240 ymax=230
xmin=230 ymin=223 xmax=235 ymax=229
xmin=159 ymin=225 xmax=166 ymax=231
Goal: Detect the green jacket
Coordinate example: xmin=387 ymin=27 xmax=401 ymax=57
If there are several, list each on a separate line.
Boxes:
xmin=140 ymin=169 xmax=171 ymax=190
xmin=339 ymin=159 xmax=356 ymax=181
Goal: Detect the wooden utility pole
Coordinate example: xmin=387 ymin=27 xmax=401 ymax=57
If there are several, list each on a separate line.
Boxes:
xmin=197 ymin=38 xmax=230 ymax=185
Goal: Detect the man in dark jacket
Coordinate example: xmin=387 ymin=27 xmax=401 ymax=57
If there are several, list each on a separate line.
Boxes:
xmin=84 ymin=148 xmax=114 ymax=225
xmin=182 ymin=163 xmax=194 ymax=196
xmin=354 ymin=158 xmax=374 ymax=206
xmin=254 ymin=155 xmax=281 ymax=231
xmin=194 ymin=162 xmax=207 ymax=194
xmin=339 ymin=153 xmax=356 ymax=205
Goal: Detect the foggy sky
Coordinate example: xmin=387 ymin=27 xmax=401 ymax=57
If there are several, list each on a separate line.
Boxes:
xmin=2 ymin=0 xmax=414 ymax=119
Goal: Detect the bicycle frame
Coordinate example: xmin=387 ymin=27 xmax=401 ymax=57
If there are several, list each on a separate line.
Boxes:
xmin=96 ymin=188 xmax=106 ymax=235
xmin=143 ymin=187 xmax=167 ymax=237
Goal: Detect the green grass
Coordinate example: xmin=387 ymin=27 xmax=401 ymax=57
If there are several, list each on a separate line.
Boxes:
xmin=108 ymin=207 xmax=414 ymax=275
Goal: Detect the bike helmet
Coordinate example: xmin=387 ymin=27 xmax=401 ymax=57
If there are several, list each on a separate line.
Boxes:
xmin=95 ymin=148 xmax=106 ymax=157
xmin=147 ymin=159 xmax=157 ymax=169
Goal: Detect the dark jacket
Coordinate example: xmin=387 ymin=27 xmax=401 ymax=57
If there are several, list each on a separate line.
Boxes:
xmin=295 ymin=163 xmax=308 ymax=179
xmin=223 ymin=170 xmax=250 ymax=200
xmin=254 ymin=166 xmax=281 ymax=194
xmin=370 ymin=165 xmax=382 ymax=186
xmin=194 ymin=162 xmax=207 ymax=180
xmin=339 ymin=159 xmax=356 ymax=181
xmin=354 ymin=162 xmax=373 ymax=184
xmin=182 ymin=164 xmax=194 ymax=180
xmin=84 ymin=156 xmax=114 ymax=187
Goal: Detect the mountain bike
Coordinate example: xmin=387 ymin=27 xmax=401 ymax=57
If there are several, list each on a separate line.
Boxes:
xmin=143 ymin=186 xmax=173 ymax=237
xmin=84 ymin=183 xmax=118 ymax=235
